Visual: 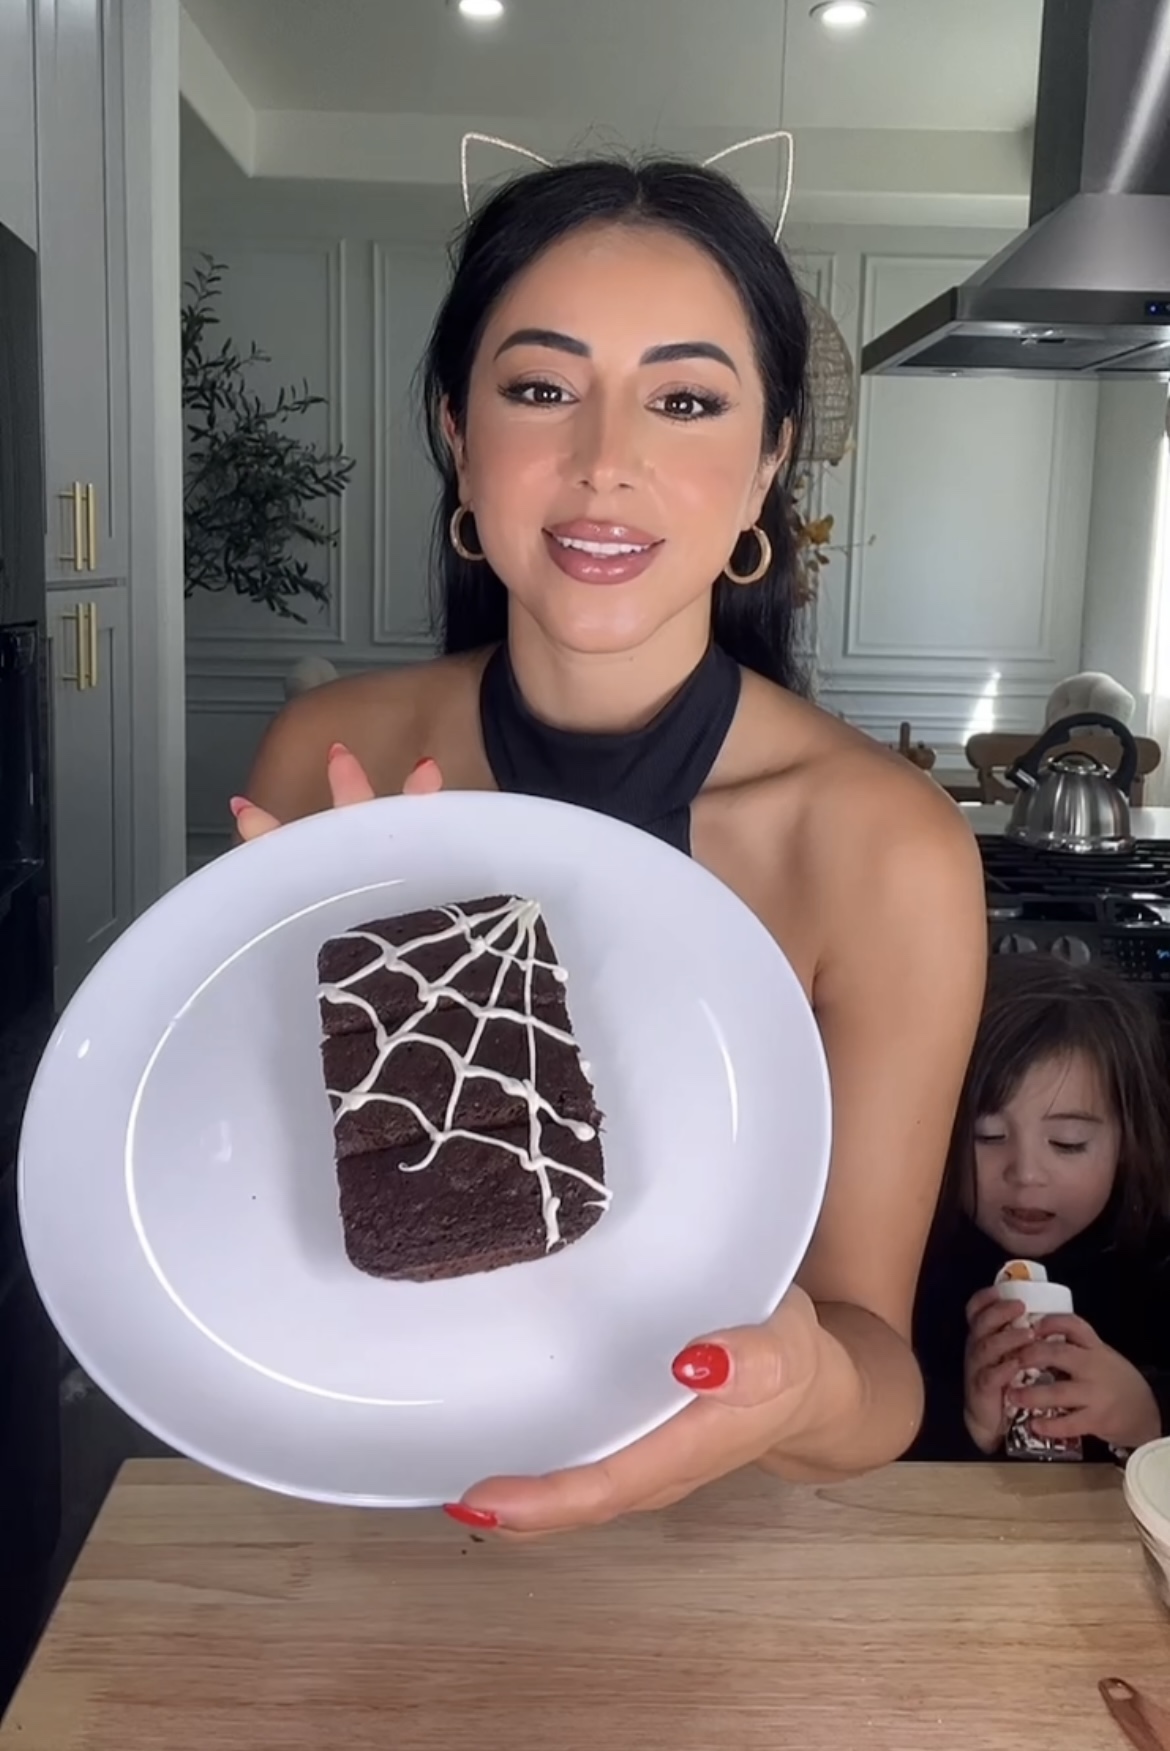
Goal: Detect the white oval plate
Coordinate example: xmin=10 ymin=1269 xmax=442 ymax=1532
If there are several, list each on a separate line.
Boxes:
xmin=19 ymin=791 xmax=830 ymax=1506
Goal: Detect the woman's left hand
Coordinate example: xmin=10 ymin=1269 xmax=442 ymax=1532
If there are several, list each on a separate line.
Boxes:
xmin=444 ymin=1285 xmax=825 ymax=1534
xmin=1010 ymin=1314 xmax=1162 ymax=1452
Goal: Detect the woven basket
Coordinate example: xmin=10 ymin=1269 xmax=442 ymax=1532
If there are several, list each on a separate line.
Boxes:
xmin=802 ymin=294 xmax=856 ymax=465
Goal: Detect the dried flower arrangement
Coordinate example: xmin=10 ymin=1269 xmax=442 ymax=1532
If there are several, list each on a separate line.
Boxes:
xmin=787 ymin=466 xmax=873 ymax=606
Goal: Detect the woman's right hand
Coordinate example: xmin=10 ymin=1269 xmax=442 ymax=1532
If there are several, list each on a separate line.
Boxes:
xmin=230 ymin=744 xmax=443 ymax=841
xmin=963 ymin=1285 xmax=1027 ymax=1454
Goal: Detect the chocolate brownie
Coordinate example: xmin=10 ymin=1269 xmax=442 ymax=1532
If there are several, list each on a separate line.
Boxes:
xmin=337 ymin=1119 xmax=606 ymax=1282
xmin=317 ymin=898 xmax=566 ymax=1035
xmin=317 ymin=895 xmax=608 ymax=1280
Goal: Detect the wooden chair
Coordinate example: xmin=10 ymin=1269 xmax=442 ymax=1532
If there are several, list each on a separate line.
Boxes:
xmin=965 ymin=729 xmax=1161 ymax=805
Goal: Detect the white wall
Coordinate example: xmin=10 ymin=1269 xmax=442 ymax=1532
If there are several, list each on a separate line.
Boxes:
xmin=792 ymin=229 xmax=1099 ymax=761
xmin=1080 ymin=381 xmax=1170 ymax=717
xmin=183 ymin=138 xmax=458 ymax=866
xmin=183 ymin=126 xmax=1103 ymax=860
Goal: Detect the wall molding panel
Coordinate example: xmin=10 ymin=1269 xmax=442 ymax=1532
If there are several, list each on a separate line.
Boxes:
xmin=812 ymin=244 xmax=1098 ymax=755
xmin=183 ymin=237 xmax=350 ymax=649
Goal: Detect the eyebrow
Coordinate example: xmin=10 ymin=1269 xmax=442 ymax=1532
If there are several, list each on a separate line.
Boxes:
xmin=493 ymin=328 xmax=740 ymax=376
xmin=978 ymin=1108 xmax=1104 ymax=1126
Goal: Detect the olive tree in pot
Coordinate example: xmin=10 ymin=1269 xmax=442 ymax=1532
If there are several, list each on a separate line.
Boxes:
xmin=182 ymin=256 xmax=355 ymax=622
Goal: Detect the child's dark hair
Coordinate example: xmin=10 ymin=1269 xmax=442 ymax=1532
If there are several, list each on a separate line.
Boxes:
xmin=942 ymin=954 xmax=1170 ymax=1247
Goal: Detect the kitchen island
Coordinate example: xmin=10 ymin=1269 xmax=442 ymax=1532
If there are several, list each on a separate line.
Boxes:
xmin=3 ymin=1459 xmax=1166 ymax=1751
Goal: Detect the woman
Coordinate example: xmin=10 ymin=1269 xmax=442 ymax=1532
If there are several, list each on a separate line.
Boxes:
xmin=234 ymin=157 xmax=987 ymax=1532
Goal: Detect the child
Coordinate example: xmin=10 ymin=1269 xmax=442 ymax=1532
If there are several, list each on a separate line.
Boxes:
xmin=910 ymin=954 xmax=1170 ymax=1462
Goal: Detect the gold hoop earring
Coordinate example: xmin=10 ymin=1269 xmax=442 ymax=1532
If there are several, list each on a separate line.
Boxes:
xmin=449 ymin=504 xmax=485 ymax=563
xmin=723 ymin=524 xmax=772 ymax=586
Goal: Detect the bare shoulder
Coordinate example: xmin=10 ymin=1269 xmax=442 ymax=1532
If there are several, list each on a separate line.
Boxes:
xmin=797 ymin=696 xmax=977 ymax=866
xmin=707 ymin=672 xmax=985 ymax=986
xmin=775 ymin=690 xmax=986 ymax=986
xmin=740 ymin=671 xmax=978 ymax=860
xmin=246 ymin=651 xmax=486 ymax=820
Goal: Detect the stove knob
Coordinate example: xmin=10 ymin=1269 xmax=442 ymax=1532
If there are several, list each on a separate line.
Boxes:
xmin=995 ymin=934 xmax=1038 ymax=955
xmin=1051 ymin=935 xmax=1092 ymax=966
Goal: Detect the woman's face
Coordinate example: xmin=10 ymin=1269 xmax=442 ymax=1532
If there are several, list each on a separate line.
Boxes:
xmin=446 ymin=222 xmax=782 ymax=657
xmin=966 ymin=1050 xmax=1120 ymax=1256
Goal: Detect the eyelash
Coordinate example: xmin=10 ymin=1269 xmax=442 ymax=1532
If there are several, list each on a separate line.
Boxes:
xmin=974 ymin=1134 xmax=1090 ymax=1156
xmin=499 ymin=379 xmax=731 ymax=422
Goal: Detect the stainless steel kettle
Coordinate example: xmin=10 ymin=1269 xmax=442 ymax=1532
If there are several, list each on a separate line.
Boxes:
xmin=1005 ymin=713 xmax=1138 ymax=853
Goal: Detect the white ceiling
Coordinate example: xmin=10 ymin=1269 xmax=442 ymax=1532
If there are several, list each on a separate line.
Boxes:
xmin=178 ymin=0 xmax=1042 ymax=224
xmin=180 ymin=0 xmax=1043 ymax=135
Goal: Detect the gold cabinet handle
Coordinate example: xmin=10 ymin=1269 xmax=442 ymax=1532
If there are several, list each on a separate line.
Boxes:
xmin=61 ymin=602 xmax=97 ymax=690
xmin=61 ymin=605 xmax=88 ymax=689
xmin=85 ymin=484 xmax=97 ymax=571
xmin=58 ymin=483 xmax=86 ymax=571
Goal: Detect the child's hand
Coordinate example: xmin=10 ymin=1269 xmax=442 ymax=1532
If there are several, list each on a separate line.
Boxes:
xmin=1010 ymin=1315 xmax=1163 ymax=1452
xmin=963 ymin=1286 xmax=1027 ymax=1453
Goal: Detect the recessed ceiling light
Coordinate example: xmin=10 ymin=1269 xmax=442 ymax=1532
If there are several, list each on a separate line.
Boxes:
xmin=811 ymin=1 xmax=873 ymax=29
xmin=458 ymin=0 xmax=504 ymax=17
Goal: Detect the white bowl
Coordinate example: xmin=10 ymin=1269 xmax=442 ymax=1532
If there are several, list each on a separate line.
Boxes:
xmin=1124 ymin=1438 xmax=1170 ymax=1612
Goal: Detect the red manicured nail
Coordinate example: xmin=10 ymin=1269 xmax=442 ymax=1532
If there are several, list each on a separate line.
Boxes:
xmin=410 ymin=756 xmax=436 ymax=775
xmin=229 ymin=796 xmax=250 ymax=818
xmin=327 ymin=741 xmax=350 ymax=763
xmin=443 ymin=1503 xmax=499 ymax=1530
xmin=672 ymin=1343 xmax=731 ymax=1391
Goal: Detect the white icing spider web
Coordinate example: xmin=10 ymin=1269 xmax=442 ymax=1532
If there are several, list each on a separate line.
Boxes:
xmin=320 ymin=897 xmax=609 ymax=1250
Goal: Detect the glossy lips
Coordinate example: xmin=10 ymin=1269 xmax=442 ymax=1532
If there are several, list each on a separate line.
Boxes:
xmin=544 ymin=519 xmax=663 ymax=585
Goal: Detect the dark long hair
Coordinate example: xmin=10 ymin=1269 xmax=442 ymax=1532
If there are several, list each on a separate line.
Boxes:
xmin=942 ymin=955 xmax=1170 ymax=1249
xmin=420 ymin=156 xmax=810 ymax=692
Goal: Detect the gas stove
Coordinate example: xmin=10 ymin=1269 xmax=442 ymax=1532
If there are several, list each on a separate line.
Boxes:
xmin=980 ymin=837 xmax=1170 ymax=985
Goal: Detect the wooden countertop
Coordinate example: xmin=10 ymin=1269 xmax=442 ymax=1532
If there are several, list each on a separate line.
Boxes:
xmin=4 ymin=1459 xmax=1168 ymax=1751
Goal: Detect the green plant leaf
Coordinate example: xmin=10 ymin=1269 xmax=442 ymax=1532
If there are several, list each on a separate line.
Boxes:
xmin=181 ymin=259 xmax=356 ymax=616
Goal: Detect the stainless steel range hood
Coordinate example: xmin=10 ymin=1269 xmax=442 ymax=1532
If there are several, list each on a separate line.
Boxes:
xmin=862 ymin=0 xmax=1170 ymax=379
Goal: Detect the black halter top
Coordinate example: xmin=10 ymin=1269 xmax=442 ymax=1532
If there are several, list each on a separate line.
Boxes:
xmin=479 ymin=643 xmax=741 ymax=857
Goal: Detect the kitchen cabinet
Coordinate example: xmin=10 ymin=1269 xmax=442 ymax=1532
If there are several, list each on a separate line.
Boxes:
xmin=47 ymin=583 xmax=132 ymax=1002
xmin=0 ymin=0 xmax=37 ymax=249
xmin=36 ymin=0 xmax=138 ymax=997
xmin=35 ymin=0 xmax=129 ymax=586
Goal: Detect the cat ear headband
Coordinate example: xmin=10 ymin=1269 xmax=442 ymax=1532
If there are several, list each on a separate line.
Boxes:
xmin=460 ymin=129 xmax=795 ymax=243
